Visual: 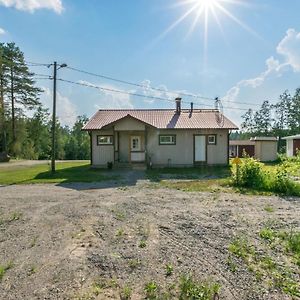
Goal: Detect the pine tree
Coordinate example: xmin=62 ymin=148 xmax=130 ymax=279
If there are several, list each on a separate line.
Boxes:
xmin=241 ymin=109 xmax=255 ymax=135
xmin=289 ymin=88 xmax=300 ymax=134
xmin=253 ymin=100 xmax=272 ymax=135
xmin=2 ymin=42 xmax=42 ymax=156
xmin=0 ymin=43 xmax=9 ymax=154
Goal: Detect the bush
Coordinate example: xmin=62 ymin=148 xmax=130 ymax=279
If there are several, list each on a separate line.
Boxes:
xmin=231 ymin=157 xmax=300 ymax=196
xmin=232 ymin=157 xmax=265 ymax=188
xmin=272 ymin=163 xmax=297 ymax=194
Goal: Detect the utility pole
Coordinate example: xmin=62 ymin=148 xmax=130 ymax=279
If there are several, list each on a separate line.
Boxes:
xmin=51 ymin=62 xmax=67 ymax=173
xmin=51 ymin=61 xmax=57 ymax=173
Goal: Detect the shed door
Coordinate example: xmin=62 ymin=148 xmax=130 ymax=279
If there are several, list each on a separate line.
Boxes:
xmin=194 ymin=135 xmax=206 ymax=162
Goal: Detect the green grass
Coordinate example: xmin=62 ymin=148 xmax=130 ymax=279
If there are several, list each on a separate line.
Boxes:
xmin=0 ymin=161 xmax=119 ymax=184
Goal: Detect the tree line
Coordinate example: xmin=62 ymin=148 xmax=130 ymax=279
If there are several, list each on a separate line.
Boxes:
xmin=234 ymin=88 xmax=300 ymax=151
xmin=0 ymin=42 xmax=90 ymax=160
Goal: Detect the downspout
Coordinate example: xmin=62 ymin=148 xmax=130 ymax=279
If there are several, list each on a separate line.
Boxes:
xmin=227 ymin=131 xmax=230 ymax=165
xmin=89 ymin=131 xmax=93 ymax=166
xmin=145 ymin=125 xmax=148 ymax=167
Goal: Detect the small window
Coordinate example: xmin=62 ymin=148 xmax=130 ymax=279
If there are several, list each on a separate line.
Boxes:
xmin=208 ymin=135 xmax=216 ymax=145
xmin=97 ymin=135 xmax=113 ymax=145
xmin=159 ymin=135 xmax=176 ymax=145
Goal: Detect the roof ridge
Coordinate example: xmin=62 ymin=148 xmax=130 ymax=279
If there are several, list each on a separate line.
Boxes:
xmin=97 ymin=108 xmax=219 ymax=112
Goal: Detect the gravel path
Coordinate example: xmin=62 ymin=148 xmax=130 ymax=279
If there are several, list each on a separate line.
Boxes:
xmin=0 ymin=182 xmax=299 ymax=299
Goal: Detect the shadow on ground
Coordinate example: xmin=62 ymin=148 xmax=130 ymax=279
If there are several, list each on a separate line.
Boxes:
xmin=146 ymin=166 xmax=231 ymax=182
xmin=57 ymin=169 xmax=147 ymax=190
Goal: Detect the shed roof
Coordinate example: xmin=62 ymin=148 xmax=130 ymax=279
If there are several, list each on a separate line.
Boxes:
xmin=82 ymin=109 xmax=238 ymax=130
xmin=229 ymin=140 xmax=255 ymax=146
xmin=250 ymin=136 xmax=278 ymax=141
xmin=282 ymin=134 xmax=300 ymax=140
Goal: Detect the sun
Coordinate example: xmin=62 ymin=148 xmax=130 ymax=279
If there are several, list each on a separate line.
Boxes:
xmin=157 ymin=0 xmax=259 ymax=46
xmin=194 ymin=0 xmax=220 ymax=10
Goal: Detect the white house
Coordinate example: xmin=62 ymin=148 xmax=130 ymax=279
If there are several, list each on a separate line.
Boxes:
xmin=82 ymin=98 xmax=238 ymax=168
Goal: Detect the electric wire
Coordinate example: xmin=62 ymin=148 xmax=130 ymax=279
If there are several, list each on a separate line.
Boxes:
xmin=57 ymin=77 xmax=251 ymax=111
xmin=65 ymin=65 xmax=262 ymax=107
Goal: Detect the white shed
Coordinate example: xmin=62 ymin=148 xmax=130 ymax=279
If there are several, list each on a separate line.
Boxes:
xmin=250 ymin=137 xmax=278 ymax=162
xmin=282 ymin=134 xmax=300 ymax=157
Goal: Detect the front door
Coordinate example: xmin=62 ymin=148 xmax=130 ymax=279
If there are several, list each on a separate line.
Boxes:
xmin=194 ymin=135 xmax=206 ymax=162
xmin=130 ymin=136 xmax=145 ymax=162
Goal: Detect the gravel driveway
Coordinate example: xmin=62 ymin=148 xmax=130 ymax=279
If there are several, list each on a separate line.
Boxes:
xmin=0 ymin=181 xmax=299 ymax=299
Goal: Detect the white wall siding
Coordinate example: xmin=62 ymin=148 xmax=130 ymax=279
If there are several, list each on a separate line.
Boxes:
xmin=92 ymin=130 xmax=114 ymax=166
xmin=114 ymin=117 xmax=145 ymax=131
xmin=287 ymin=140 xmax=293 ymax=157
xmin=255 ymin=141 xmax=278 ymax=162
xmin=91 ymin=127 xmax=229 ymax=167
xmin=147 ymin=129 xmax=228 ymax=166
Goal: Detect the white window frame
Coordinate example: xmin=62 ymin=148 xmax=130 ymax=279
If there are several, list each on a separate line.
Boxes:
xmin=159 ymin=135 xmax=176 ymax=145
xmin=97 ymin=135 xmax=113 ymax=145
xmin=207 ymin=135 xmax=216 ymax=145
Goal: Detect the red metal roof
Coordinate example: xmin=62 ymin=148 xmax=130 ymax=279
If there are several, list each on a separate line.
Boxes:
xmin=82 ymin=109 xmax=239 ymax=130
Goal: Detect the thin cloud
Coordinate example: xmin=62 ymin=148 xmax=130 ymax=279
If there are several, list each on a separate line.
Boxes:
xmin=0 ymin=27 xmax=6 ymax=35
xmin=223 ymin=28 xmax=300 ymax=104
xmin=41 ymin=87 xmax=77 ymax=127
xmin=0 ymin=0 xmax=63 ymax=14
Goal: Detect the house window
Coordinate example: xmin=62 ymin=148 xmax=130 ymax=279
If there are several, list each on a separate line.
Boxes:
xmin=208 ymin=135 xmax=216 ymax=145
xmin=97 ymin=135 xmax=113 ymax=145
xmin=159 ymin=135 xmax=176 ymax=145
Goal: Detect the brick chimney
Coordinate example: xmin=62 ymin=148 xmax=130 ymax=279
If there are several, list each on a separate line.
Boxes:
xmin=175 ymin=97 xmax=181 ymax=114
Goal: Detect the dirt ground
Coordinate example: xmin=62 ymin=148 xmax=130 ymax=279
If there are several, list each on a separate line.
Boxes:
xmin=0 ymin=178 xmax=299 ymax=300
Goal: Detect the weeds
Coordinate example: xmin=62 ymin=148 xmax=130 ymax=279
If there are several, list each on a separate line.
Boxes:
xmin=144 ymin=281 xmax=158 ymax=299
xmin=231 ymin=157 xmax=300 ymax=196
xmin=230 ymin=229 xmax=300 ymax=297
xmin=120 ymin=285 xmax=132 ymax=300
xmin=114 ymin=210 xmax=126 ymax=221
xmin=139 ymin=240 xmax=147 ymax=248
xmin=228 ymin=237 xmax=255 ymax=259
xmin=226 ymin=256 xmax=237 ymax=273
xmin=0 ymin=261 xmax=13 ymax=281
xmin=264 ymin=205 xmax=275 ymax=213
xmin=165 ymin=263 xmax=173 ymax=276
xmin=116 ymin=228 xmax=125 ymax=237
xmin=128 ymin=259 xmax=141 ymax=270
xmin=9 ymin=211 xmax=22 ymax=222
xmin=29 ymin=236 xmax=38 ymax=248
xmin=28 ymin=265 xmax=37 ymax=276
xmin=259 ymin=227 xmax=276 ymax=242
xmin=179 ymin=275 xmax=220 ymax=300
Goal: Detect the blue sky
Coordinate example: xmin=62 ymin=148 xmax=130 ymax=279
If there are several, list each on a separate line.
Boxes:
xmin=0 ymin=0 xmax=300 ymax=126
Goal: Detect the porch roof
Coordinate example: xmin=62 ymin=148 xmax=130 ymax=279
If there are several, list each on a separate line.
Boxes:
xmin=82 ymin=109 xmax=238 ymax=130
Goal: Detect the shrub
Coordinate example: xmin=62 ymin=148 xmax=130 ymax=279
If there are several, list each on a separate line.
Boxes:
xmin=232 ymin=157 xmax=265 ymax=188
xmin=272 ymin=163 xmax=295 ymax=194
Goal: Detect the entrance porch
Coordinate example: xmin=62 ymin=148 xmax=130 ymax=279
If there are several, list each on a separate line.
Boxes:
xmin=114 ymin=131 xmax=147 ymax=164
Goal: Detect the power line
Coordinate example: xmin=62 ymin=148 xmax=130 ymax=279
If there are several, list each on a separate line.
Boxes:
xmin=26 ymin=61 xmax=260 ymax=110
xmin=66 ymin=65 xmax=262 ymax=107
xmin=57 ymin=77 xmax=251 ymax=111
xmin=26 ymin=61 xmax=262 ymax=108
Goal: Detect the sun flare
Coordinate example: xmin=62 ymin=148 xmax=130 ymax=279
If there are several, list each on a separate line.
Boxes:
xmin=157 ymin=0 xmax=259 ymax=51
